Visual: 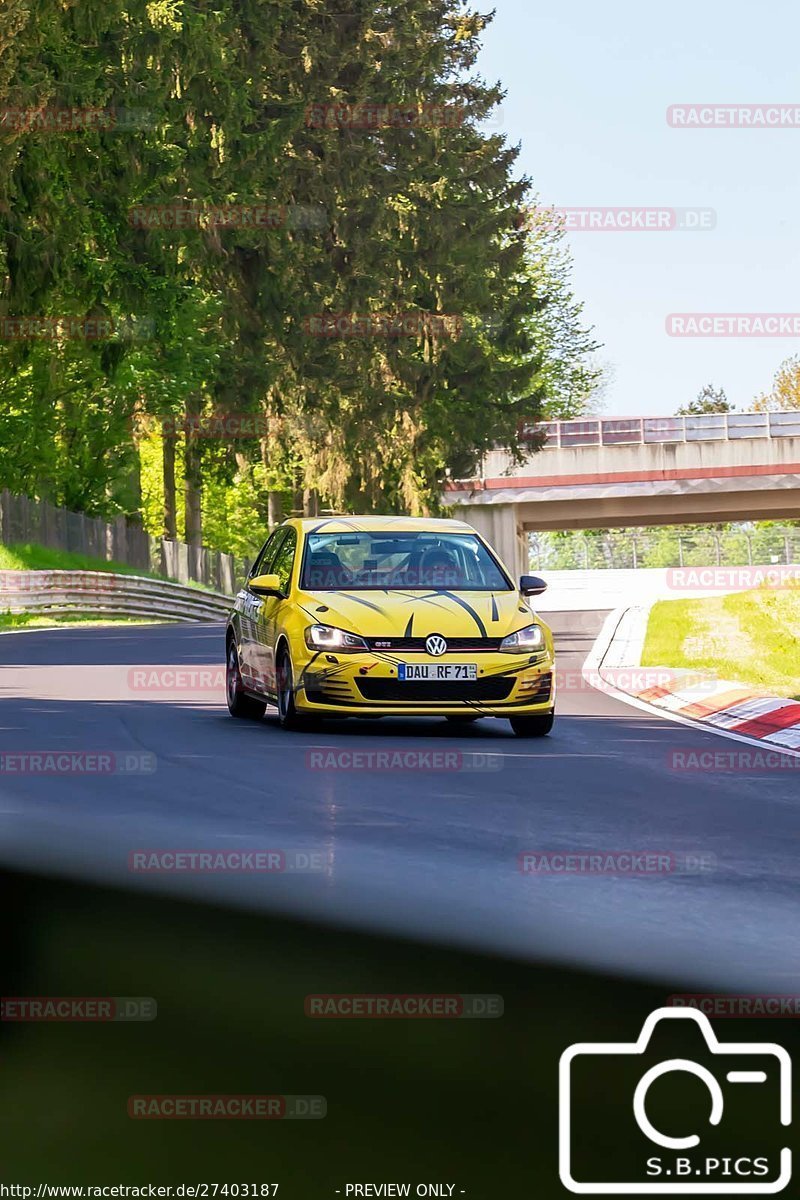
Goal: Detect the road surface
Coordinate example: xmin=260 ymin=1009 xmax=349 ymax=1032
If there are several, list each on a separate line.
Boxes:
xmin=0 ymin=610 xmax=797 ymax=990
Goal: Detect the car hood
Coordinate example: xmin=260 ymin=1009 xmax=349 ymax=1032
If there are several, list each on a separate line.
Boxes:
xmin=297 ymin=589 xmax=537 ymax=640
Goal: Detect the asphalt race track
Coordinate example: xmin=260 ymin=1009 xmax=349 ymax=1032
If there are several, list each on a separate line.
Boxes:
xmin=1 ymin=611 xmax=798 ymax=992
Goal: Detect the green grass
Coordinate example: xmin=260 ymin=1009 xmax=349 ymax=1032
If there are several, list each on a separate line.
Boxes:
xmin=0 ymin=541 xmax=160 ymax=575
xmin=0 ymin=541 xmax=222 ymax=592
xmin=0 ymin=611 xmax=167 ymax=631
xmin=642 ymin=586 xmax=800 ymax=700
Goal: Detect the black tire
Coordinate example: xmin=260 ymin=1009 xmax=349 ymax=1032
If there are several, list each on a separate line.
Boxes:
xmin=446 ymin=715 xmax=480 ymax=723
xmin=510 ymin=711 xmax=554 ymax=738
xmin=226 ymin=640 xmax=267 ymax=720
xmin=276 ymin=646 xmax=318 ymax=731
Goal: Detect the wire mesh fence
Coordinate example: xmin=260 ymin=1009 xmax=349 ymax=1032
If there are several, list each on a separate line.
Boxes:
xmin=530 ymin=527 xmax=800 ymax=571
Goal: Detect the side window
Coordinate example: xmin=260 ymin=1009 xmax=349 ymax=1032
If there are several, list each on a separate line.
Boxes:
xmin=271 ymin=528 xmax=297 ymax=595
xmin=249 ymin=529 xmax=285 ymax=581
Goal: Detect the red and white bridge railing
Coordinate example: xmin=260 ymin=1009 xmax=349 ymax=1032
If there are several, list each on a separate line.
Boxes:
xmin=520 ymin=410 xmax=800 ymax=449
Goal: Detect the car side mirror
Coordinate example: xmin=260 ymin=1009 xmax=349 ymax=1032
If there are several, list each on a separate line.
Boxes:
xmin=248 ymin=573 xmax=283 ymax=597
xmin=520 ymin=574 xmax=547 ymax=597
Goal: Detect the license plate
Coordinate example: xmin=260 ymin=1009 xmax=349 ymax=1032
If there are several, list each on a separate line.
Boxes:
xmin=397 ymin=663 xmax=478 ymax=681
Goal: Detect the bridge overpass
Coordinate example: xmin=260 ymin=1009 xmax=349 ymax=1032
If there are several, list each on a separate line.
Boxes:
xmin=444 ymin=410 xmax=800 ymax=578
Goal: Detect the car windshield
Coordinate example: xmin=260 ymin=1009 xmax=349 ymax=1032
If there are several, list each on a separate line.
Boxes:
xmin=300 ymin=531 xmax=511 ymax=591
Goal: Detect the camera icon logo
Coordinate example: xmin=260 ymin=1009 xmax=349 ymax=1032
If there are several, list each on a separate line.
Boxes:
xmin=559 ymin=1007 xmax=791 ymax=1194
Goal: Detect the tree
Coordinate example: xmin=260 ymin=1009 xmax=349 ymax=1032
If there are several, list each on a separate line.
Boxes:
xmin=0 ymin=0 xmax=603 ymax=556
xmin=676 ymin=384 xmax=732 ymax=415
xmin=754 ymin=355 xmax=800 ymax=412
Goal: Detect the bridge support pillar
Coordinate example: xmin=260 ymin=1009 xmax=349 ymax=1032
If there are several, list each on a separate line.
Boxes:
xmin=460 ymin=504 xmax=528 ymax=581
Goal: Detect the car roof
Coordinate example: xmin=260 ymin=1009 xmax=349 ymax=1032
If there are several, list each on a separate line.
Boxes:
xmin=292 ymin=516 xmax=477 ymax=534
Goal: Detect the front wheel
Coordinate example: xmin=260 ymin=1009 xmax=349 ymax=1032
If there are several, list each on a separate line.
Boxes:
xmin=510 ymin=711 xmax=554 ymax=738
xmin=226 ymin=641 xmax=267 ymax=719
xmin=276 ymin=646 xmax=318 ymax=731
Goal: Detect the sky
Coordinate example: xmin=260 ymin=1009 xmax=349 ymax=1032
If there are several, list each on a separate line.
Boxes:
xmin=476 ymin=0 xmax=800 ymax=417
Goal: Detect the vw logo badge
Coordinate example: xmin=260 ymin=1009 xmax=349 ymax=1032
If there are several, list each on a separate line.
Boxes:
xmin=426 ymin=634 xmax=447 ymax=657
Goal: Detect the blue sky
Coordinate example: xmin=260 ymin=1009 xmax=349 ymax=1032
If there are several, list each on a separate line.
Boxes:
xmin=477 ymin=0 xmax=800 ymax=416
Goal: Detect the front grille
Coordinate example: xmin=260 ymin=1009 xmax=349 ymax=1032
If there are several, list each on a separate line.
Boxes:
xmin=356 ymin=678 xmax=513 ymax=703
xmin=364 ymin=636 xmax=504 ymax=652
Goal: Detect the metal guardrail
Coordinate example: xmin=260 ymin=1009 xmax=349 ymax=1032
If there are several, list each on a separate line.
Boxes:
xmin=520 ymin=410 xmax=800 ymax=448
xmin=0 ymin=571 xmax=233 ymax=623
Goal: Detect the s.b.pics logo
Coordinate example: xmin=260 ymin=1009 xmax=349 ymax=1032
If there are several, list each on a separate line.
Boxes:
xmin=559 ymin=1007 xmax=791 ymax=1193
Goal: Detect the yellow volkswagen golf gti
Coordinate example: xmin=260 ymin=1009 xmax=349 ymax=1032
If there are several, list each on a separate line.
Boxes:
xmin=225 ymin=516 xmax=555 ymax=737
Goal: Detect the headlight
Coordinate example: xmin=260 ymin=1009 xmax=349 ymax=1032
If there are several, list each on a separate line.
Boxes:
xmin=304 ymin=624 xmax=368 ymax=652
xmin=499 ymin=624 xmax=545 ymax=653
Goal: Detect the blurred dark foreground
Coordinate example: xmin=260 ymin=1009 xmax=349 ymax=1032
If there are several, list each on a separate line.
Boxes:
xmin=1 ymin=869 xmax=795 ymax=1196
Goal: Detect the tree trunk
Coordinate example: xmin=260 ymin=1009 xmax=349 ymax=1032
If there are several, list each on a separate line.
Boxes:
xmin=184 ymin=397 xmax=203 ymax=547
xmin=303 ymin=487 xmax=319 ymax=517
xmin=162 ymin=433 xmax=177 ymax=540
xmin=268 ymin=491 xmax=283 ymax=527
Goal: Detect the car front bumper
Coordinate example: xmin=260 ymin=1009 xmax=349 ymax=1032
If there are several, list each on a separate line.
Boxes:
xmin=294 ymin=650 xmax=555 ymax=717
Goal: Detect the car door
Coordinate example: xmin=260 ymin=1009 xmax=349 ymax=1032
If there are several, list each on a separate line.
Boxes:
xmin=239 ymin=528 xmax=286 ymax=690
xmin=255 ymin=526 xmax=297 ymax=695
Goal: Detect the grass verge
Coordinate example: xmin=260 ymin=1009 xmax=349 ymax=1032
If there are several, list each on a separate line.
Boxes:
xmin=641 ymin=586 xmax=800 ymax=700
xmin=0 ymin=541 xmax=225 ymax=592
xmin=0 ymin=611 xmax=168 ymax=631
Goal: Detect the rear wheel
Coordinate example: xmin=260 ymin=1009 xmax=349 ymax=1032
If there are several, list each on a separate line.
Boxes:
xmin=276 ymin=646 xmax=318 ymax=731
xmin=510 ymin=711 xmax=554 ymax=738
xmin=226 ymin=641 xmax=266 ymax=720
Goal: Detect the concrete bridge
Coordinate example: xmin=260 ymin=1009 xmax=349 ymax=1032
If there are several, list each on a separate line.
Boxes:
xmin=444 ymin=410 xmax=800 ymax=578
